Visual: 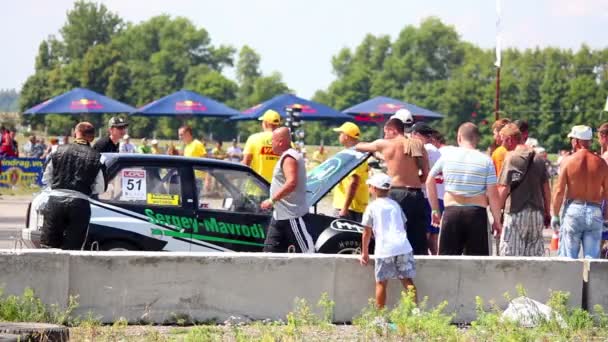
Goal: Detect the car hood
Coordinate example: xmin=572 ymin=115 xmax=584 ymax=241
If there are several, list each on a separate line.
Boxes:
xmin=306 ymin=149 xmax=370 ymax=207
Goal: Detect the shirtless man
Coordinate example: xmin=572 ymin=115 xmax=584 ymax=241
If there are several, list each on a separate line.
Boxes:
xmin=426 ymin=123 xmax=502 ymax=256
xmin=356 ymin=118 xmax=430 ymax=255
xmin=552 ymin=125 xmax=608 ymax=259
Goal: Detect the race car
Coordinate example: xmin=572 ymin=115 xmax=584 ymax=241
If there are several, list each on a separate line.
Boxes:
xmin=23 ymin=149 xmax=372 ymax=253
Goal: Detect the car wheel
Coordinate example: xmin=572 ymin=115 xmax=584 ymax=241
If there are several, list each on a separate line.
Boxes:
xmin=101 ymin=240 xmax=139 ymax=251
xmin=314 ymin=226 xmax=361 ymax=254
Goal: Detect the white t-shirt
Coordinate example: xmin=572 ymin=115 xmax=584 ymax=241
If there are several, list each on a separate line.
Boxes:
xmin=227 ymin=146 xmax=243 ymax=162
xmin=361 ymin=197 xmax=412 ymax=258
xmin=423 ymin=143 xmax=442 ymax=199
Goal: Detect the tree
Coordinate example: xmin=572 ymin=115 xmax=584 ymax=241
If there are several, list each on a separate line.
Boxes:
xmin=60 ymin=0 xmax=123 ymax=61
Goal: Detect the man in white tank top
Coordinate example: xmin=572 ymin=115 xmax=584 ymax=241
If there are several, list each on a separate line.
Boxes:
xmin=260 ymin=127 xmax=314 ymax=253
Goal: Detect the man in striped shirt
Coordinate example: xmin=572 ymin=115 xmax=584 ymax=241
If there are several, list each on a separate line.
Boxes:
xmin=426 ymin=123 xmax=502 ymax=255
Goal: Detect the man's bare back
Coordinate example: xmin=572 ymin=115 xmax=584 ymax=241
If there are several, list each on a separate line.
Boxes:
xmin=375 ymin=136 xmax=428 ymax=188
xmin=559 ymin=150 xmax=608 ymax=203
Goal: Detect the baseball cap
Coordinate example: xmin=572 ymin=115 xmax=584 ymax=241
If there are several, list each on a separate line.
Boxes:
xmin=109 ymin=117 xmax=128 ymax=128
xmin=258 ymin=110 xmax=282 ymax=125
xmin=390 ymin=108 xmax=414 ymax=125
xmin=412 ymin=122 xmax=436 ymax=136
xmin=567 ymin=125 xmax=592 ymax=140
xmin=151 ymin=139 xmax=159 ymax=145
xmin=366 ymin=173 xmax=392 ymax=190
xmin=332 ymin=122 xmax=360 ymax=139
xmin=123 ymin=134 xmax=130 ymax=140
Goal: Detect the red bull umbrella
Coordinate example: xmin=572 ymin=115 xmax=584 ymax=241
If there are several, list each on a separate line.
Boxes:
xmin=342 ymin=96 xmax=443 ymax=123
xmin=231 ymin=93 xmax=351 ymax=121
xmin=23 ymin=88 xmax=135 ymax=114
xmin=130 ymin=89 xmax=240 ymax=117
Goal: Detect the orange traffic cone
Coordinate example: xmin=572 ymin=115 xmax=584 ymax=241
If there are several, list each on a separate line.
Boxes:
xmin=550 ymin=232 xmax=559 ymax=251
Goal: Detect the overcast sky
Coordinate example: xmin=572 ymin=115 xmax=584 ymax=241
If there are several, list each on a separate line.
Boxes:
xmin=1 ymin=0 xmax=607 ymax=98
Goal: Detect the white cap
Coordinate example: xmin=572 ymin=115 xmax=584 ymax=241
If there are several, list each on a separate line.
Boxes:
xmin=525 ymin=137 xmax=539 ymax=147
xmin=534 ymin=147 xmax=546 ymax=154
xmin=366 ymin=173 xmax=392 ymax=190
xmin=390 ymin=108 xmax=414 ymax=124
xmin=123 ymin=134 xmax=130 ymax=140
xmin=567 ymin=125 xmax=592 ymax=140
xmin=151 ymin=139 xmax=159 ymax=145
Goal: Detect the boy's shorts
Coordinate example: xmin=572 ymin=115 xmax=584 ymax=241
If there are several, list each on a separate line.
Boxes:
xmin=374 ymin=253 xmax=416 ymax=282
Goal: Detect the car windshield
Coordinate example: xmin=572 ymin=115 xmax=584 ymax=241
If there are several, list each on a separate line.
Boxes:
xmin=306 ymin=149 xmax=370 ymax=206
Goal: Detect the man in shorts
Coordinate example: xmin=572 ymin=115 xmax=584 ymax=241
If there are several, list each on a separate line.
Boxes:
xmin=360 ymin=173 xmax=417 ymax=308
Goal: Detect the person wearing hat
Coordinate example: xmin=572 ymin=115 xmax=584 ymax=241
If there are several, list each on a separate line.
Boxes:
xmin=93 ymin=117 xmax=128 ymax=153
xmin=356 ymin=117 xmax=430 ymax=255
xmin=390 ymin=108 xmax=414 ymax=135
xmin=150 ymin=139 xmax=161 ymax=154
xmin=242 ymin=109 xmax=282 ymax=182
xmin=552 ymin=125 xmax=608 ymax=259
xmin=359 ymin=172 xmax=417 ymax=309
xmin=119 ymin=134 xmax=136 ymax=153
xmin=332 ymin=122 xmax=369 ymax=222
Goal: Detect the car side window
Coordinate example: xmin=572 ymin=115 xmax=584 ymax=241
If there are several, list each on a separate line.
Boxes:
xmin=99 ymin=166 xmax=182 ymax=207
xmin=193 ymin=167 xmax=268 ymax=213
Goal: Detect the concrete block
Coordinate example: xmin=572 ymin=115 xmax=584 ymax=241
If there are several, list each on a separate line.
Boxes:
xmin=68 ymin=252 xmax=336 ymax=323
xmin=0 ymin=249 xmax=69 ymax=307
xmin=586 ymin=260 xmax=608 ymax=310
xmin=334 ymin=256 xmax=583 ymax=323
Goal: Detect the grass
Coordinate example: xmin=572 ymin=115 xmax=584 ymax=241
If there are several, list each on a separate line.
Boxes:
xmin=3 ymin=287 xmax=608 ymax=341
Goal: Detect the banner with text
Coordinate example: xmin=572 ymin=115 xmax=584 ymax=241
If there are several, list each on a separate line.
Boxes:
xmin=0 ymin=157 xmax=45 ymax=188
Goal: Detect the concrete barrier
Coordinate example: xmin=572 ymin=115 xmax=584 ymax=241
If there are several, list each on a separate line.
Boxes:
xmin=0 ymin=250 xmax=69 ymax=307
xmin=586 ymin=260 xmax=608 ymax=311
xmin=0 ymin=251 xmax=586 ymax=323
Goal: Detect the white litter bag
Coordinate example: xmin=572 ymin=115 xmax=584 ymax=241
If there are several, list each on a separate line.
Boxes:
xmin=501 ymin=296 xmax=566 ymax=328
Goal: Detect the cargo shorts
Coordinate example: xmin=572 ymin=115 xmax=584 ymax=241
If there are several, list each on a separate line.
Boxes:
xmin=374 ymin=253 xmax=416 ymax=282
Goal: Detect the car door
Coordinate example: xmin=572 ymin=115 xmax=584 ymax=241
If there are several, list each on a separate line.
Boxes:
xmin=191 ymin=165 xmax=271 ymax=252
xmin=94 ymin=161 xmax=198 ymax=251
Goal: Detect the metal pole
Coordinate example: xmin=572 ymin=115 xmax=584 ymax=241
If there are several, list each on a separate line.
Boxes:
xmin=494 ymin=67 xmax=501 ymax=121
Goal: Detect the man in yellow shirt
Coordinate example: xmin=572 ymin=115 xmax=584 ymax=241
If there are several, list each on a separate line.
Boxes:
xmin=178 ymin=126 xmax=207 ymax=158
xmin=309 ymin=144 xmax=328 ymax=169
xmin=242 ymin=110 xmax=282 ymax=182
xmin=332 ymin=122 xmax=369 ymax=222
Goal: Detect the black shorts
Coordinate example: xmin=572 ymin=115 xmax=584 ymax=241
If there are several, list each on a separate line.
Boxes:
xmin=263 ymin=217 xmax=315 ymax=253
xmin=439 ymin=206 xmax=490 ymax=256
xmin=389 ymin=187 xmax=429 ymax=255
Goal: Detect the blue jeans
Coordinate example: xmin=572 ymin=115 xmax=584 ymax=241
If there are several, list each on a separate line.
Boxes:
xmin=559 ymin=202 xmax=603 ymax=259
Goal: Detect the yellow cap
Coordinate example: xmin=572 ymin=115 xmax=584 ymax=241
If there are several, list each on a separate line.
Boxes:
xmin=258 ymin=109 xmax=282 ymax=125
xmin=333 ymin=122 xmax=360 ymax=139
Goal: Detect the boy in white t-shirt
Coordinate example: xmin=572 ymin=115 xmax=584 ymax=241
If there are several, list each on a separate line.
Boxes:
xmin=360 ymin=173 xmax=417 ymax=308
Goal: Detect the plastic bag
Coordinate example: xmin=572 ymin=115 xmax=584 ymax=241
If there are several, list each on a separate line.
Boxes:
xmin=501 ymin=296 xmax=566 ymax=328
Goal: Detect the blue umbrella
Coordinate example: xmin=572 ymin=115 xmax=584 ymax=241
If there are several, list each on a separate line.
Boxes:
xmin=23 ymin=88 xmax=135 ymax=114
xmin=342 ymin=96 xmax=443 ymax=123
xmin=130 ymin=89 xmax=240 ymax=117
xmin=231 ymin=93 xmax=351 ymax=121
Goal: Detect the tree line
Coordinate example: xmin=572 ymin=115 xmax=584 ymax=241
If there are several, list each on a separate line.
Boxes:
xmin=18 ymin=1 xmax=608 ymax=151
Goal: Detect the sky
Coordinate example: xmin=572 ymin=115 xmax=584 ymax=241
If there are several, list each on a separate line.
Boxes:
xmin=1 ymin=0 xmax=607 ymax=98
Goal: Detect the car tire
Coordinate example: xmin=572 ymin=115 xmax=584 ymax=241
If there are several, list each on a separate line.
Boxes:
xmin=0 ymin=322 xmax=69 ymax=342
xmin=100 ymin=240 xmax=139 ymax=251
xmin=315 ymin=228 xmax=372 ymax=254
